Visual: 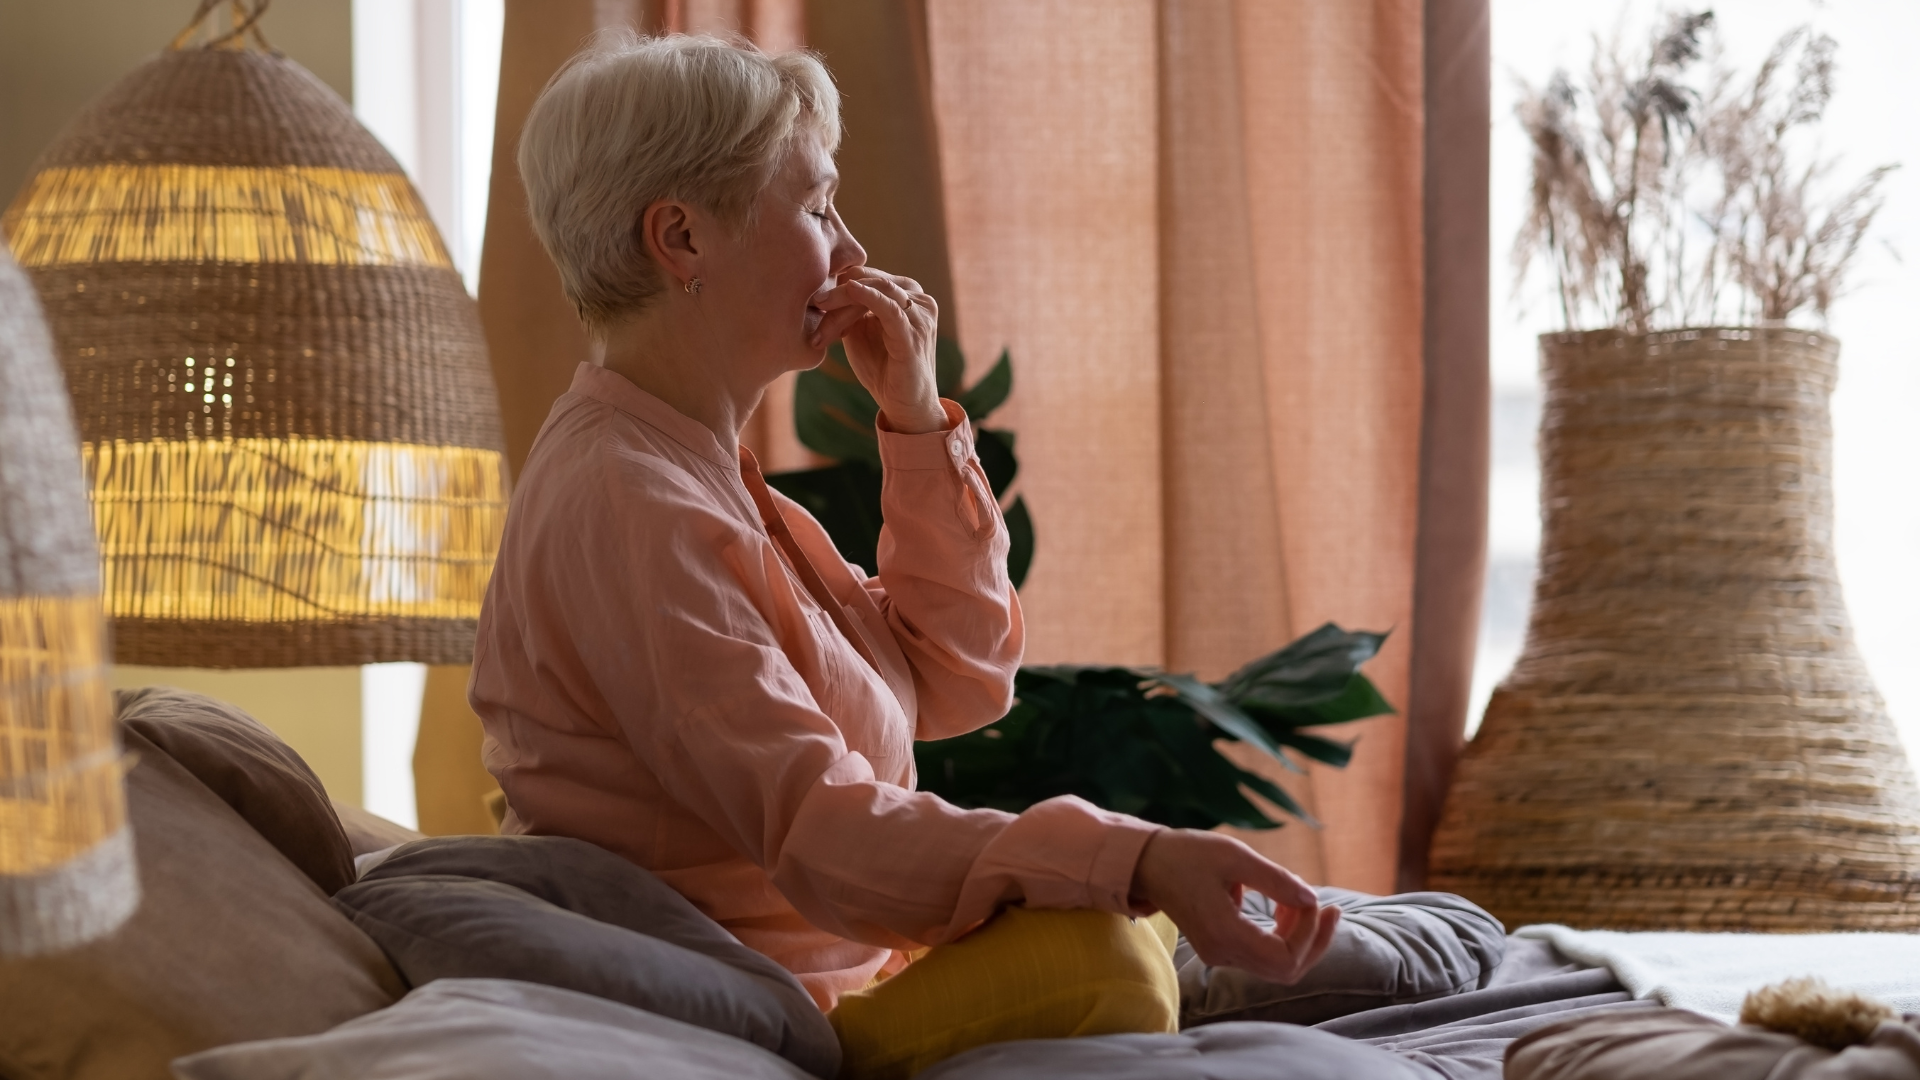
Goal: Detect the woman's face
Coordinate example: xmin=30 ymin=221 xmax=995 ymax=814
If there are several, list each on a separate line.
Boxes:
xmin=703 ymin=133 xmax=865 ymax=380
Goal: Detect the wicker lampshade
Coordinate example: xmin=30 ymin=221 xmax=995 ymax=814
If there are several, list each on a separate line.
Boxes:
xmin=0 ymin=11 xmax=508 ymax=668
xmin=0 ymin=239 xmax=139 ymax=955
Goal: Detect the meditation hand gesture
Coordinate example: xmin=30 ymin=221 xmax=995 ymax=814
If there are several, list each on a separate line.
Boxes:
xmin=809 ymin=266 xmax=947 ymax=436
xmin=1131 ymin=829 xmax=1341 ymax=985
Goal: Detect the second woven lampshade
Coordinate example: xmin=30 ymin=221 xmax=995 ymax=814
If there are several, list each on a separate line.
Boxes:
xmin=0 ymin=12 xmax=507 ymax=668
xmin=0 ymin=240 xmax=138 ymax=955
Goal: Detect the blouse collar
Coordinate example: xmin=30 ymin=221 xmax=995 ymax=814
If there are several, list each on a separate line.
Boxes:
xmin=569 ymin=363 xmax=738 ymax=469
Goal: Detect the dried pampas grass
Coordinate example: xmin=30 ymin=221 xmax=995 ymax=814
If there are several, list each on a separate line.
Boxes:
xmin=1513 ymin=12 xmax=1896 ymax=333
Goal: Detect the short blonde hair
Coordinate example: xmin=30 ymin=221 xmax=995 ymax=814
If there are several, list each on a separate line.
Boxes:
xmin=517 ymin=33 xmax=842 ymax=331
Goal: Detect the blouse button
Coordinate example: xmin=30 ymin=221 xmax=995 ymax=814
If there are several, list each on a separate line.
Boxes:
xmin=948 ymin=436 xmax=967 ymax=459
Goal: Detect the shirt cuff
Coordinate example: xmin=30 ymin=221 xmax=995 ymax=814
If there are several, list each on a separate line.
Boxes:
xmin=875 ymin=399 xmax=972 ymax=472
xmin=1089 ymin=816 xmax=1164 ymax=914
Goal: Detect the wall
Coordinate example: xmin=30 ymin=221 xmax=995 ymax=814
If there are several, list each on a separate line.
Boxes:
xmin=110 ymin=665 xmax=365 ymax=805
xmin=1 ymin=0 xmax=366 ymax=805
xmin=0 ymin=0 xmax=353 ymax=201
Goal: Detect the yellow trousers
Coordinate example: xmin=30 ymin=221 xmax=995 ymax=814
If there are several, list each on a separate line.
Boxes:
xmin=829 ymin=908 xmax=1180 ymax=1079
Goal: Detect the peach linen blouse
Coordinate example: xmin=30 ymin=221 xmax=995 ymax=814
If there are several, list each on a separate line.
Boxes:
xmin=471 ymin=363 xmax=1162 ymax=1009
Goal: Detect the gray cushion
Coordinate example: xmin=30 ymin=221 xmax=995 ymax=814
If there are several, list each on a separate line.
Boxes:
xmin=117 ymin=686 xmax=356 ymax=895
xmin=920 ymin=1021 xmax=1447 ymax=1080
xmin=332 ymin=835 xmax=838 ymax=1077
xmin=170 ymin=978 xmax=814 ymax=1080
xmin=1177 ymin=887 xmax=1507 ymax=1027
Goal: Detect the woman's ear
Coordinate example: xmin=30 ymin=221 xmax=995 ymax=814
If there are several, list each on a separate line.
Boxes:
xmin=640 ymin=199 xmax=701 ymax=286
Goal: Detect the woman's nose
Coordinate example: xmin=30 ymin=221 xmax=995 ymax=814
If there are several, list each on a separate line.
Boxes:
xmin=831 ymin=211 xmax=867 ymax=274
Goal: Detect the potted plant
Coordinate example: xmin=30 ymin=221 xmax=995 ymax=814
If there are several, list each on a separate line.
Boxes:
xmin=1429 ymin=14 xmax=1918 ymax=930
xmin=917 ymin=623 xmax=1393 ymax=830
xmin=771 ymin=345 xmax=1395 ymax=830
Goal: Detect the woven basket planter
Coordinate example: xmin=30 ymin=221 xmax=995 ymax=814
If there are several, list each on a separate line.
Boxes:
xmin=1430 ymin=327 xmax=1920 ymax=931
xmin=0 ymin=36 xmax=507 ymax=668
xmin=0 ymin=241 xmax=138 ymax=954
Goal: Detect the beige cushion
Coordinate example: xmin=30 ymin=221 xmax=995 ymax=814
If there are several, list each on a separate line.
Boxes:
xmin=1506 ymin=1009 xmax=1920 ymax=1080
xmin=0 ymin=727 xmax=405 ymax=1080
xmin=333 ymin=801 xmax=426 ymax=858
xmin=115 ymin=686 xmax=356 ymax=895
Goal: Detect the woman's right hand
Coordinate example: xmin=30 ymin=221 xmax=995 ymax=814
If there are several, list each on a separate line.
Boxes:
xmin=1129 ymin=828 xmax=1341 ymax=984
xmin=810 ymin=266 xmax=947 ymax=435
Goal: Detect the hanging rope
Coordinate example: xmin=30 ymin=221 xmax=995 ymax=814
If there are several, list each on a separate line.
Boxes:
xmin=169 ymin=0 xmax=273 ymax=53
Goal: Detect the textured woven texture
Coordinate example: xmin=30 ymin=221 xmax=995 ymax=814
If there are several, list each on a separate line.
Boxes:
xmin=1430 ymin=328 xmax=1920 ymax=931
xmin=8 ymin=165 xmax=450 ymax=269
xmin=0 ymin=242 xmax=135 ymax=954
xmin=0 ymin=44 xmax=507 ymax=667
xmin=86 ymin=439 xmax=501 ymax=621
xmin=0 ymin=596 xmax=122 ymax=877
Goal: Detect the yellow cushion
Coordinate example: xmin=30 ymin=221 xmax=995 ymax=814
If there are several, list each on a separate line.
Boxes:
xmin=830 ymin=907 xmax=1178 ymax=1079
xmin=1144 ymin=911 xmax=1180 ymax=959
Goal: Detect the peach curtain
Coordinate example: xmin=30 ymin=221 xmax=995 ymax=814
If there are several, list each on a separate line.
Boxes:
xmin=926 ymin=0 xmax=1427 ymax=892
xmin=1403 ymin=0 xmax=1491 ymax=890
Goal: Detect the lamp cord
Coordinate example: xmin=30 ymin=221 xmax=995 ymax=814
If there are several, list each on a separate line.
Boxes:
xmin=169 ymin=0 xmax=274 ymax=53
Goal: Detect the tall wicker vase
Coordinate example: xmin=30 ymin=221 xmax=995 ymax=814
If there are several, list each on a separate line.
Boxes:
xmin=1430 ymin=327 xmax=1920 ymax=931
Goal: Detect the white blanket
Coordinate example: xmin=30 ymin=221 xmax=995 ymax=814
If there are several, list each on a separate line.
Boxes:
xmin=1516 ymin=924 xmax=1920 ymax=1024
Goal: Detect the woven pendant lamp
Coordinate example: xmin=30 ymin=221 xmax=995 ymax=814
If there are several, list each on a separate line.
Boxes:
xmin=0 ymin=1 xmax=507 ymax=668
xmin=1430 ymin=329 xmax=1920 ymax=931
xmin=0 ymin=239 xmax=139 ymax=955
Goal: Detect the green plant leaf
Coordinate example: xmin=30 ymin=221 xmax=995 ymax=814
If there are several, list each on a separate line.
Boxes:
xmin=1081 ymin=704 xmax=1173 ymax=817
xmin=1004 ymin=496 xmax=1033 ymax=589
xmin=1143 ymin=706 xmax=1288 ymax=829
xmin=955 ymin=348 xmax=1012 ymax=421
xmin=1274 ymin=730 xmax=1355 ymax=768
xmin=912 ymin=642 xmax=1368 ymax=832
xmin=1238 ymin=673 xmax=1394 ymax=734
xmin=975 ymin=429 xmax=1018 ymax=497
xmin=1233 ymin=766 xmax=1316 ymax=828
xmin=1013 ymin=664 xmax=1086 ymax=689
xmin=793 ymin=345 xmax=882 ymax=467
xmin=1218 ymin=623 xmax=1389 ymax=707
xmin=935 ymin=338 xmax=966 ymax=398
xmin=1151 ymin=672 xmax=1302 ymax=774
xmin=1306 ymin=673 xmax=1394 ymax=725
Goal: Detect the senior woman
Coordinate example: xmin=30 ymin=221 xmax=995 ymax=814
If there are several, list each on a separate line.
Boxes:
xmin=472 ymin=33 xmax=1339 ymax=1077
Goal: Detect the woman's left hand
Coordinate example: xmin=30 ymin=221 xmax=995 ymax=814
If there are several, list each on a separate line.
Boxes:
xmin=1130 ymin=828 xmax=1341 ymax=986
xmin=810 ymin=267 xmax=947 ymax=435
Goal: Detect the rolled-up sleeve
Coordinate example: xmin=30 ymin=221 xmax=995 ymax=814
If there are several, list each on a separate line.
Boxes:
xmin=866 ymin=399 xmax=1025 ymax=740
